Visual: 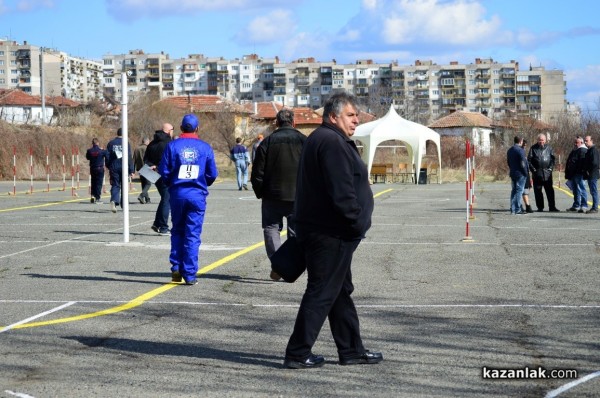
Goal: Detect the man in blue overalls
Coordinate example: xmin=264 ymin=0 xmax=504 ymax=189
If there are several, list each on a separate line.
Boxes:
xmin=158 ymin=114 xmax=219 ymax=285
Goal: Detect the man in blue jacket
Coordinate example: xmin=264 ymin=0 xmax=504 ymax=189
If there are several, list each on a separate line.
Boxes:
xmin=105 ymin=128 xmax=134 ymax=213
xmin=507 ymin=136 xmax=528 ymax=215
xmin=158 ymin=114 xmax=218 ymax=285
xmin=283 ymin=92 xmax=383 ymax=369
xmin=85 ymin=138 xmax=107 ymax=204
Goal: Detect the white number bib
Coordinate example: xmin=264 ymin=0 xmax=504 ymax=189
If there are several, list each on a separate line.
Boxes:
xmin=178 ymin=164 xmax=199 ymax=180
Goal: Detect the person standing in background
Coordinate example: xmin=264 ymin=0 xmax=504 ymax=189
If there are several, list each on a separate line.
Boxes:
xmin=106 ymin=128 xmax=134 ymax=213
xmin=507 ymin=136 xmax=528 ymax=215
xmin=527 ymin=133 xmax=559 ymax=212
xmin=250 ymin=109 xmax=306 ymax=279
xmin=85 ymin=138 xmax=108 ymax=204
xmin=133 ymin=136 xmax=151 ymax=204
xmin=251 ymin=134 xmax=264 ymax=163
xmin=145 ymin=123 xmax=174 ymax=235
xmin=520 ymin=139 xmax=534 ymax=213
xmin=230 ymin=137 xmax=250 ymax=190
xmin=583 ymin=135 xmax=599 ymax=214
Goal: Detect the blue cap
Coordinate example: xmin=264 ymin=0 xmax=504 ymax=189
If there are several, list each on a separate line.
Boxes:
xmin=181 ymin=114 xmax=199 ymax=132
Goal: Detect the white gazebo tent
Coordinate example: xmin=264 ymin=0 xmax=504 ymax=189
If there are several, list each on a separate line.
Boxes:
xmin=351 ymin=105 xmax=442 ymax=183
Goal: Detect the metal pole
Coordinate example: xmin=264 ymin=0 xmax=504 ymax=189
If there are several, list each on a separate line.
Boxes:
xmin=121 ymin=73 xmax=129 ymax=243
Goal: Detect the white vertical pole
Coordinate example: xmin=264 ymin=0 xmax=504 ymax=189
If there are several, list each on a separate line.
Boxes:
xmin=121 ymin=73 xmax=130 ymax=243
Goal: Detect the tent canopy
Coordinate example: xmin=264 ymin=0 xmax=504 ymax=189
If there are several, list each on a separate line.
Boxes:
xmin=351 ymin=105 xmax=442 ymax=183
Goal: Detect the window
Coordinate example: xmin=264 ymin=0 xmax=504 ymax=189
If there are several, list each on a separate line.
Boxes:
xmin=104 ymin=59 xmax=113 ymax=65
xmin=468 ymin=69 xmax=475 ymax=75
xmin=11 ymin=69 xmax=17 ymax=75
xmin=0 ymin=78 xmax=4 ymax=84
xmin=0 ymin=70 xmax=4 ymax=74
xmin=105 ymin=77 xmax=113 ymax=84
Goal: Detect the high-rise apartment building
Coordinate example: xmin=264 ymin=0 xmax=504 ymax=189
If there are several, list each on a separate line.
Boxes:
xmin=92 ymin=49 xmax=569 ymax=124
xmin=0 ymin=39 xmax=102 ymax=102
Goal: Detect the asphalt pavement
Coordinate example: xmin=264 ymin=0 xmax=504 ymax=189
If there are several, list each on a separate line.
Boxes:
xmin=0 ymin=179 xmax=599 ymax=397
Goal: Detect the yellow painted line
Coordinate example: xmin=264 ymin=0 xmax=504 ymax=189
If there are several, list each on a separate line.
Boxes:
xmin=10 ymin=240 xmax=265 ymax=330
xmin=374 ymin=188 xmax=393 ymax=198
xmin=555 ymin=184 xmax=593 ymax=206
xmin=0 ymin=197 xmax=89 ymax=212
xmin=5 ymin=187 xmax=383 ymax=330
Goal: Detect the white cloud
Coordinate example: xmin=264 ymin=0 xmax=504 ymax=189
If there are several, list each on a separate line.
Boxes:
xmin=362 ymin=0 xmax=377 ymax=10
xmin=236 ymin=9 xmax=296 ymax=45
xmin=381 ymin=0 xmax=503 ymax=46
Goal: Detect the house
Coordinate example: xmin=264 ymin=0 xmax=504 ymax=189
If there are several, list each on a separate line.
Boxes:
xmin=159 ymin=95 xmax=252 ymax=138
xmin=428 ymin=111 xmax=500 ymax=155
xmin=0 ymin=89 xmax=82 ymax=125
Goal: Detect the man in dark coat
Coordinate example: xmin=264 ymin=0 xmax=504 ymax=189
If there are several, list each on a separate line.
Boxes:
xmin=283 ymin=92 xmax=383 ymax=369
xmin=565 ymin=136 xmax=588 ymax=212
xmin=105 ymin=128 xmax=134 ymax=213
xmin=85 ymin=138 xmax=107 ymax=204
xmin=144 ymin=122 xmax=174 ymax=234
xmin=527 ymin=133 xmax=559 ymax=212
xmin=584 ymin=135 xmax=599 ymax=213
xmin=250 ymin=109 xmax=306 ymax=275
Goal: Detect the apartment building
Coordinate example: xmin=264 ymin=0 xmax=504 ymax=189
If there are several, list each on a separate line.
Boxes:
xmin=94 ymin=49 xmax=567 ymax=124
xmin=0 ymin=39 xmax=102 ymax=102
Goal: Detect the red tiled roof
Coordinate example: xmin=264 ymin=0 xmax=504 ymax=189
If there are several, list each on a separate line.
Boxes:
xmin=244 ymin=101 xmax=284 ymax=119
xmin=0 ymin=89 xmax=80 ymax=107
xmin=160 ymin=95 xmax=251 ymax=114
xmin=428 ymin=111 xmax=495 ymax=129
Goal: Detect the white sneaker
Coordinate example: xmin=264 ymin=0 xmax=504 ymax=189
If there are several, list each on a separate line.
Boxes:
xmin=110 ymin=201 xmax=117 ymax=213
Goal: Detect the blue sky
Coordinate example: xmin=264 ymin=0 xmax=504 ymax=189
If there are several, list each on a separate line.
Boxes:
xmin=1 ymin=0 xmax=599 ymax=110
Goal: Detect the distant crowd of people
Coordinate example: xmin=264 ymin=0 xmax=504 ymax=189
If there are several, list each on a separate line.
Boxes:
xmin=507 ymin=133 xmax=598 ymax=215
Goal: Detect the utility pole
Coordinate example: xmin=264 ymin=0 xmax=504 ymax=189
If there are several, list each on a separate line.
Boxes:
xmin=40 ymin=47 xmax=46 ymax=124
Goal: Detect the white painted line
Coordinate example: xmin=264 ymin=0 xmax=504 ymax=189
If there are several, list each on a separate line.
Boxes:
xmin=545 ymin=371 xmax=600 ymax=398
xmin=363 ymin=242 xmax=597 ymax=247
xmin=4 ymin=390 xmax=36 ymax=398
xmin=2 ymin=300 xmax=600 ymax=310
xmin=0 ymin=301 xmax=76 ymax=334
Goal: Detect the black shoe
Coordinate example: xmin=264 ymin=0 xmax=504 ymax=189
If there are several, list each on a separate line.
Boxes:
xmin=525 ymin=206 xmax=534 ymax=213
xmin=151 ymin=225 xmax=159 ymax=233
xmin=158 ymin=228 xmax=170 ymax=236
xmin=586 ymin=208 xmax=598 ymax=214
xmin=537 ymin=209 xmax=544 ymax=212
xmin=566 ymin=207 xmax=579 ymax=212
xmin=184 ymin=279 xmax=198 ymax=286
xmin=243 ymin=184 xmax=248 ymax=190
xmin=339 ymin=350 xmax=384 ymax=366
xmin=578 ymin=208 xmax=587 ymax=213
xmin=283 ymin=354 xmax=325 ymax=369
xmin=270 ymin=270 xmax=282 ymax=281
xmin=238 ymin=188 xmax=242 ymax=191
xmin=171 ymin=271 xmax=182 ymax=283
xmin=138 ymin=196 xmax=145 ymax=204
xmin=548 ymin=208 xmax=560 ymax=212
xmin=90 ymin=197 xmax=95 ymax=204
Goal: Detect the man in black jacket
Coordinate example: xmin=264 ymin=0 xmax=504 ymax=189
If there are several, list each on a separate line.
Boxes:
xmin=144 ymin=122 xmax=174 ymax=235
xmin=106 ymin=128 xmax=134 ymax=213
xmin=283 ymin=92 xmax=383 ymax=369
xmin=251 ymin=109 xmax=306 ymax=273
xmin=584 ymin=135 xmax=599 ymax=213
xmin=527 ymin=133 xmax=560 ymax=212
xmin=565 ymin=136 xmax=588 ymax=212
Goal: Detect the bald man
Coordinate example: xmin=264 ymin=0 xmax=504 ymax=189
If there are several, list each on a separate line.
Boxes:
xmin=144 ymin=122 xmax=174 ymax=235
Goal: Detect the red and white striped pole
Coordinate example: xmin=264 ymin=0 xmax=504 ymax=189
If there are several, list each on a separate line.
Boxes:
xmin=12 ymin=146 xmax=16 ymax=196
xmin=462 ymin=139 xmax=474 ymax=242
xmin=76 ymin=147 xmax=80 ymax=190
xmin=29 ymin=146 xmax=34 ymax=194
xmin=61 ymin=147 xmax=66 ymax=191
xmin=71 ymin=147 xmax=76 ymax=197
xmin=46 ymin=147 xmax=50 ymax=192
